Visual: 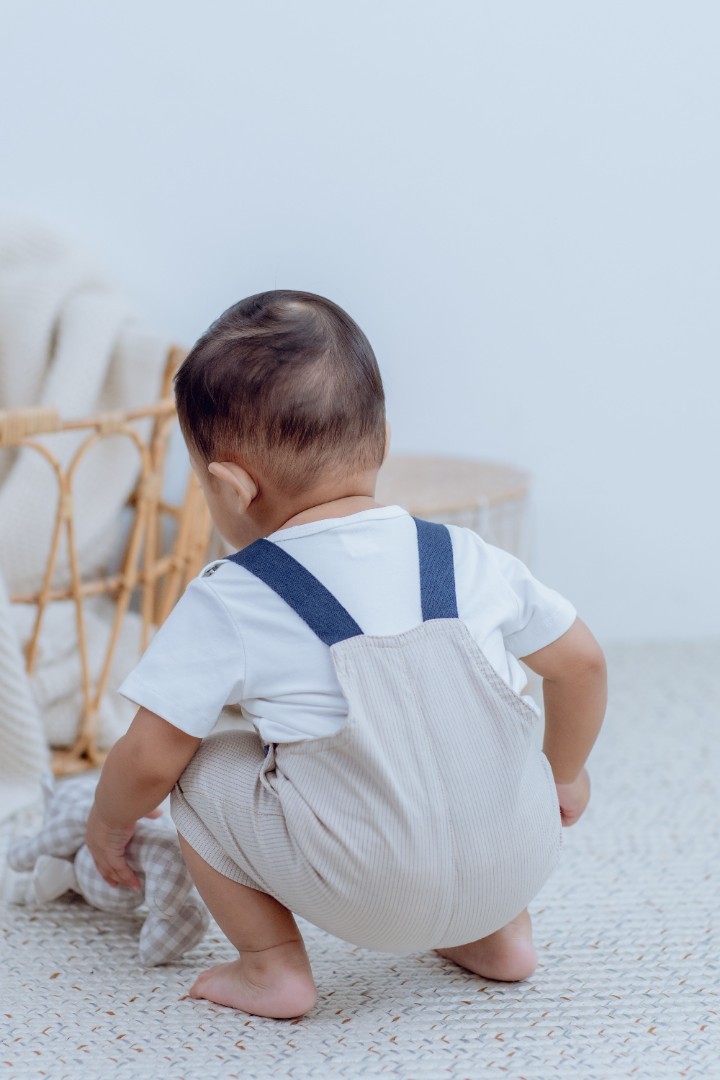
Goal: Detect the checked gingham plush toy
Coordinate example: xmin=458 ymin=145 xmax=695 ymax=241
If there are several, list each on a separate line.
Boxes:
xmin=8 ymin=775 xmax=210 ymax=966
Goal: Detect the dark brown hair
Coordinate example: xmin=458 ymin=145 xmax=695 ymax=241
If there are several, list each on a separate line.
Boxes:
xmin=174 ymin=290 xmax=386 ymax=494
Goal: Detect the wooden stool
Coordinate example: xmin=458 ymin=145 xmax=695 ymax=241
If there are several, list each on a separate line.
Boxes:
xmin=376 ymin=455 xmax=530 ymax=558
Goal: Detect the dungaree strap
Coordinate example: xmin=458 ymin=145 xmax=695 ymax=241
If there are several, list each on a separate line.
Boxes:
xmin=414 ymin=517 xmax=459 ymax=620
xmin=227 ymin=517 xmax=458 ymax=645
xmin=228 ymin=540 xmax=363 ymax=646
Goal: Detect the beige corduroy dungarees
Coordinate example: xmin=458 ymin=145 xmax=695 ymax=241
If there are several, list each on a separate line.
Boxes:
xmin=171 ymin=518 xmax=562 ymax=953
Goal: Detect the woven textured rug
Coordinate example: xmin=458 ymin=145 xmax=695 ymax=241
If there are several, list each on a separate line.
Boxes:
xmin=2 ymin=641 xmax=718 ymax=1079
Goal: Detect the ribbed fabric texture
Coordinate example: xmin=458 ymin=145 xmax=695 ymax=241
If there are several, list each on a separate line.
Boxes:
xmin=171 ymin=618 xmax=562 ymax=953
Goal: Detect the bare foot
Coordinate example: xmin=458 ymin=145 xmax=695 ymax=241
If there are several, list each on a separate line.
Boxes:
xmin=436 ymin=908 xmax=538 ymax=982
xmin=189 ymin=942 xmax=317 ymax=1019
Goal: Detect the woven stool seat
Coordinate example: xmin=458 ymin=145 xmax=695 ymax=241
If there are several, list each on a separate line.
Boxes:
xmin=376 ymin=455 xmax=530 ymax=557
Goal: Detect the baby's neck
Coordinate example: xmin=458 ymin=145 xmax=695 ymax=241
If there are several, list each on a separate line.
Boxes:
xmin=276 ymin=494 xmax=383 ymax=531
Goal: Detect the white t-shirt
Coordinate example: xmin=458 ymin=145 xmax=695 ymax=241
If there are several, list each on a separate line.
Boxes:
xmin=119 ymin=506 xmax=577 ymax=744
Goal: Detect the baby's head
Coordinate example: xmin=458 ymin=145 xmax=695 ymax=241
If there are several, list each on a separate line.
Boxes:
xmin=175 ymin=290 xmax=386 ymax=537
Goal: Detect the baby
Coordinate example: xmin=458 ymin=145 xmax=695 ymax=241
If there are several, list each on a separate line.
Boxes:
xmin=86 ymin=290 xmax=607 ymax=1019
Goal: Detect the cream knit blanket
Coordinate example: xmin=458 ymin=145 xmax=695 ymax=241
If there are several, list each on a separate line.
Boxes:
xmin=0 ymin=222 xmax=170 ymax=821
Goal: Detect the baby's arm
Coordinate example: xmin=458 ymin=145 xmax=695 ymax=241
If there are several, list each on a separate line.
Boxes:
xmin=86 ymin=708 xmax=201 ymax=889
xmin=521 ymin=618 xmax=607 ymax=826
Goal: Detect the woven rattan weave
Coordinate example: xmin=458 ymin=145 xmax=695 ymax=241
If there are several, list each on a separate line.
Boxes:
xmin=0 ymin=348 xmax=212 ymax=775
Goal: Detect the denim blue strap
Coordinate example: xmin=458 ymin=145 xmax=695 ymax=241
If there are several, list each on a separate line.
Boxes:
xmin=414 ymin=517 xmax=458 ymax=620
xmin=227 ymin=540 xmax=363 ymax=646
xmin=227 ymin=517 xmax=457 ymax=645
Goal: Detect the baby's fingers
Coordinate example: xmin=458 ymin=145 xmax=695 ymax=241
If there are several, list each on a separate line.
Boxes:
xmin=99 ymin=856 xmax=142 ymax=891
xmin=559 ymin=803 xmax=584 ymax=827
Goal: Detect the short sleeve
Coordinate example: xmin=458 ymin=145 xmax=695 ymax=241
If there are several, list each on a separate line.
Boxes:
xmin=484 ymin=542 xmax=577 ymax=658
xmin=117 ymin=572 xmax=246 ymax=738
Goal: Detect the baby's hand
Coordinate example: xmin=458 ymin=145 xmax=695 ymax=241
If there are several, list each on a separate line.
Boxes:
xmin=85 ymin=804 xmax=143 ymax=890
xmin=554 ymin=767 xmax=591 ymax=827
xmin=85 ymin=805 xmax=162 ymax=890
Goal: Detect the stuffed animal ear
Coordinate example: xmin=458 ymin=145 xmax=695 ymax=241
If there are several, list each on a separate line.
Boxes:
xmin=139 ymin=901 xmax=210 ymax=966
xmin=135 ymin=831 xmax=193 ymax=917
xmin=127 ymin=825 xmax=210 ymax=964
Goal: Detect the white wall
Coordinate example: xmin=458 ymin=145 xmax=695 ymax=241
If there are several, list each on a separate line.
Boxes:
xmin=2 ymin=0 xmax=718 ymax=643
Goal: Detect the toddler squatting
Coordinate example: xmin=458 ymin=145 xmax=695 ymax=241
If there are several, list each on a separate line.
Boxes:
xmin=86 ymin=291 xmax=607 ymax=1020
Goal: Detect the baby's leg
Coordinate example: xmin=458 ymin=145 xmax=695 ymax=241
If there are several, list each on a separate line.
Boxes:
xmin=178 ymin=835 xmax=317 ymax=1018
xmin=436 ymin=908 xmax=537 ymax=982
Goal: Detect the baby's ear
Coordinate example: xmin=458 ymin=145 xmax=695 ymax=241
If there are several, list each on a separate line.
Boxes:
xmin=383 ymin=421 xmax=392 ymax=464
xmin=208 ymin=462 xmax=258 ymax=510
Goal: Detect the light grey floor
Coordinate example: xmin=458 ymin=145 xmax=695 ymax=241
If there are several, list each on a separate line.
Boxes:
xmin=2 ymin=641 xmax=718 ymax=1079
